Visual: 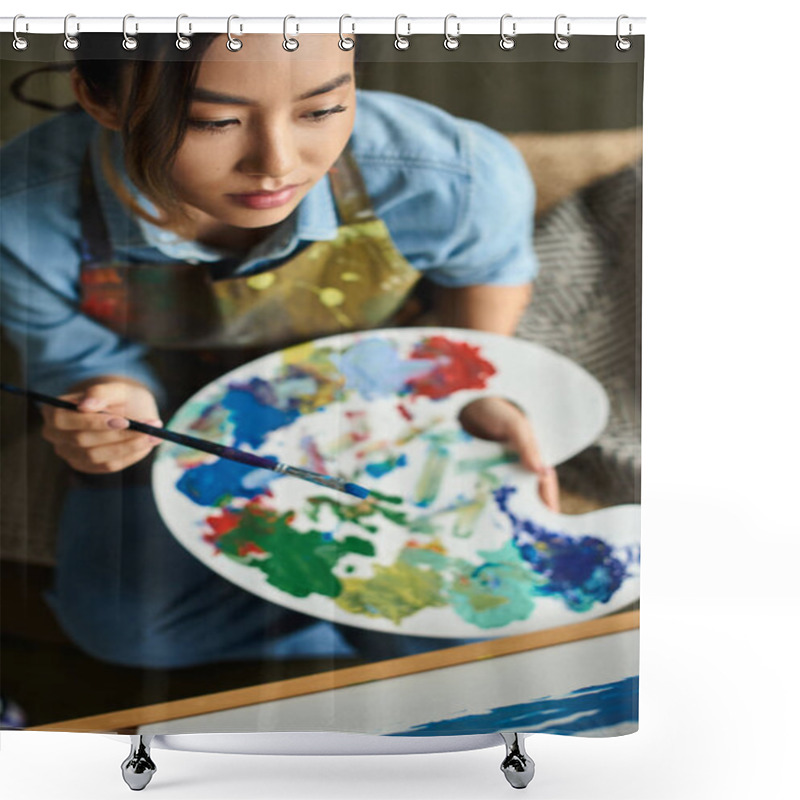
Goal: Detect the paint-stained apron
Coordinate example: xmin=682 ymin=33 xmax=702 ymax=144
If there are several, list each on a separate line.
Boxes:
xmin=78 ymin=146 xmax=422 ymax=415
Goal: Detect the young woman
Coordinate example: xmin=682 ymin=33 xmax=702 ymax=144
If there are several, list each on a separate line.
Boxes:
xmin=0 ymin=33 xmax=559 ymax=668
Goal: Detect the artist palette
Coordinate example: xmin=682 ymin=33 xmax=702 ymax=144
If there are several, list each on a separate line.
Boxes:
xmin=153 ymin=327 xmax=640 ymax=638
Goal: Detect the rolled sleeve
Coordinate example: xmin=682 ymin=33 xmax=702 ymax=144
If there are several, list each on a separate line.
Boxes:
xmin=0 ymin=244 xmax=165 ymax=404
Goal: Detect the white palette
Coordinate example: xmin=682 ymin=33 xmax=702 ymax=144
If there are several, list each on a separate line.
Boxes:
xmin=153 ymin=328 xmax=640 ymax=638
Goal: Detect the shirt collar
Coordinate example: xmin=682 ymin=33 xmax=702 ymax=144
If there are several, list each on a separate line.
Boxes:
xmin=89 ymin=126 xmax=340 ymax=271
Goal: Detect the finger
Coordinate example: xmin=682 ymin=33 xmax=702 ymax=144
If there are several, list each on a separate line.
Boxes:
xmin=54 ymin=430 xmax=156 ymax=458
xmin=42 ymin=404 xmax=124 ymax=433
xmin=538 ymin=466 xmax=561 ymax=513
xmin=46 ymin=416 xmax=164 ymax=447
xmin=76 ymin=382 xmax=141 ymax=412
xmin=42 ymin=408 xmax=137 ymax=435
xmin=501 ymin=413 xmax=546 ymax=473
xmin=57 ymin=434 xmax=158 ymax=471
xmin=44 ymin=425 xmax=137 ymax=447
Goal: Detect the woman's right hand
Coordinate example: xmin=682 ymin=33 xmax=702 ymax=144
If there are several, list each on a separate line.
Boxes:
xmin=40 ymin=378 xmax=163 ymax=474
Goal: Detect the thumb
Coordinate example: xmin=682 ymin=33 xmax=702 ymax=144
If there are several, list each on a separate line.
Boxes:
xmin=76 ymin=382 xmax=132 ymax=412
xmin=503 ymin=415 xmax=546 ymax=474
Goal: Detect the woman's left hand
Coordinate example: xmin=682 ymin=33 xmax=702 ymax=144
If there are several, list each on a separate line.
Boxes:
xmin=458 ymin=397 xmax=560 ymax=512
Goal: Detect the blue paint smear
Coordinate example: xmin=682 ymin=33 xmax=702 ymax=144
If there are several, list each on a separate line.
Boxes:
xmin=494 ymin=486 xmax=628 ymax=612
xmin=365 ymin=453 xmax=408 ymax=478
xmin=335 ymin=338 xmax=435 ymax=400
xmin=390 ymin=676 xmax=638 ymax=737
xmin=221 ymin=383 xmax=300 ymax=449
xmin=177 ymin=458 xmax=270 ymax=507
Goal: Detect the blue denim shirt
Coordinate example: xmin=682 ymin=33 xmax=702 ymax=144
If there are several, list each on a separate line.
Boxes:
xmin=1 ymin=90 xmax=537 ymax=399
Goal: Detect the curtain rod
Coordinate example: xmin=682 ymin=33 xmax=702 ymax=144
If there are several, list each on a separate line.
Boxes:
xmin=1 ymin=16 xmax=646 ymax=37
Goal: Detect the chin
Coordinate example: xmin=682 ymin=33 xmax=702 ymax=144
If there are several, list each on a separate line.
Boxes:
xmin=215 ymin=208 xmax=293 ymax=231
xmin=237 ymin=200 xmax=302 ymax=228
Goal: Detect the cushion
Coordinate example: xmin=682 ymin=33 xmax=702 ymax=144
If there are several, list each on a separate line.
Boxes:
xmin=517 ymin=161 xmax=642 ymax=504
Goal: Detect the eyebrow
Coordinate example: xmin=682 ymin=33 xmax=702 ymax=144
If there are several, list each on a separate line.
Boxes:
xmin=191 ymin=73 xmax=352 ymax=105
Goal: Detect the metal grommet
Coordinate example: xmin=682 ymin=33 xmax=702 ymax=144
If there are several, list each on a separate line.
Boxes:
xmin=176 ymin=14 xmax=192 ymax=50
xmin=339 ymin=15 xmax=355 ymax=50
xmin=443 ymin=14 xmax=460 ymax=51
xmin=12 ymin=15 xmax=29 ymax=51
xmin=63 ymin=14 xmax=79 ymax=51
xmin=227 ymin=15 xmax=243 ymax=51
xmin=122 ymin=14 xmax=138 ymax=51
xmin=616 ymin=15 xmax=632 ymax=51
xmin=283 ymin=16 xmax=299 ymax=51
xmin=394 ymin=15 xmax=410 ymax=51
xmin=554 ymin=14 xmax=570 ymax=51
xmin=499 ymin=13 xmax=516 ymax=50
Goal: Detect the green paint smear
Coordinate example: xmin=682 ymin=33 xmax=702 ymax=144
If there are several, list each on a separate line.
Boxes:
xmin=365 ymin=489 xmax=405 ymax=506
xmin=402 ymin=540 xmax=542 ymax=629
xmin=307 ymin=492 xmax=410 ymax=533
xmin=336 ymin=560 xmax=447 ymax=624
xmin=214 ymin=506 xmax=374 ymax=598
xmin=404 ymin=492 xmax=491 ymax=538
xmin=413 ymin=444 xmax=449 ymax=507
xmin=455 ymin=452 xmax=519 ymax=473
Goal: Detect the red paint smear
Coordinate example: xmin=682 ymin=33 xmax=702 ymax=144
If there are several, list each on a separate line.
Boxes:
xmin=250 ymin=493 xmax=275 ymax=510
xmin=238 ymin=542 xmax=265 ymax=556
xmin=205 ymin=508 xmax=241 ymax=538
xmin=396 ymin=403 xmax=413 ymax=421
xmin=404 ymin=539 xmax=447 ymax=554
xmin=407 ymin=336 xmax=496 ymax=400
xmin=301 ymin=436 xmax=327 ymax=474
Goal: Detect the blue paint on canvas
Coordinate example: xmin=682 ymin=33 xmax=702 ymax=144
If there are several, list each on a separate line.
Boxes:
xmin=390 ymin=676 xmax=638 ymax=736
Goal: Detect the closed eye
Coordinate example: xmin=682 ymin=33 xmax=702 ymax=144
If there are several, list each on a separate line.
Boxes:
xmin=305 ymin=105 xmax=348 ymax=122
xmin=187 ymin=119 xmax=239 ymax=133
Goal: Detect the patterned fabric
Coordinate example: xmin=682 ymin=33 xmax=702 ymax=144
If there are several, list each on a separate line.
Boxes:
xmin=519 ymin=162 xmax=642 ymax=504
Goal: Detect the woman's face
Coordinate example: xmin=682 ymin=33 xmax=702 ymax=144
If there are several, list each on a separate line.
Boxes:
xmin=170 ymin=34 xmax=356 ymax=240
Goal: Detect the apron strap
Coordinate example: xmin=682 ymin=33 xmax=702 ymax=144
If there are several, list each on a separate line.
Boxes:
xmin=328 ymin=147 xmax=379 ymax=225
xmin=79 ymin=153 xmax=115 ymax=265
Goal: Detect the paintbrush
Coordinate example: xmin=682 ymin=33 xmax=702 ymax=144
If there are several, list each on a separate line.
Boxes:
xmin=0 ymin=381 xmax=370 ymax=500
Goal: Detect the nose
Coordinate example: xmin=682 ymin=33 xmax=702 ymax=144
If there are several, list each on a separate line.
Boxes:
xmin=238 ymin=118 xmax=299 ymax=180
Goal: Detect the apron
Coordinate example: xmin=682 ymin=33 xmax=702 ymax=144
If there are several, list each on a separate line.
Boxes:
xmin=78 ymin=146 xmax=423 ymax=415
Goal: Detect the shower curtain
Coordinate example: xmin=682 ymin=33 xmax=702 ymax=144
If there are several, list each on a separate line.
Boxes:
xmin=0 ymin=17 xmax=642 ymax=758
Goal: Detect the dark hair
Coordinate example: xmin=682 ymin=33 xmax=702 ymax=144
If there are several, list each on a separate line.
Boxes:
xmin=13 ymin=33 xmax=359 ymax=234
xmin=12 ymin=33 xmax=219 ymax=232
xmin=77 ymin=33 xmax=219 ymax=230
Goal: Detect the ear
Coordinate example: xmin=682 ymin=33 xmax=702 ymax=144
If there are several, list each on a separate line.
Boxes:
xmin=70 ymin=68 xmax=122 ymax=131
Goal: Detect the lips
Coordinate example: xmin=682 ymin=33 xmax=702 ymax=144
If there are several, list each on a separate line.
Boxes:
xmin=228 ymin=185 xmax=299 ymax=210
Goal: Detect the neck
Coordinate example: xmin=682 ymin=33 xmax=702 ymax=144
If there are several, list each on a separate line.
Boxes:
xmin=195 ymin=225 xmax=271 ymax=254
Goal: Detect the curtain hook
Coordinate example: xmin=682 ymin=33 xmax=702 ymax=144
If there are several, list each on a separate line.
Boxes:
xmin=554 ymin=14 xmax=570 ymax=51
xmin=394 ymin=15 xmax=411 ymax=51
xmin=12 ymin=15 xmax=29 ymax=51
xmin=122 ymin=14 xmax=138 ymax=51
xmin=63 ymin=14 xmax=79 ymax=51
xmin=339 ymin=14 xmax=355 ymax=51
xmin=443 ymin=14 xmax=460 ymax=51
xmin=616 ymin=15 xmax=632 ymax=51
xmin=283 ymin=15 xmax=299 ymax=51
xmin=176 ymin=14 xmax=192 ymax=50
xmin=499 ymin=14 xmax=516 ymax=50
xmin=227 ymin=15 xmax=243 ymax=51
